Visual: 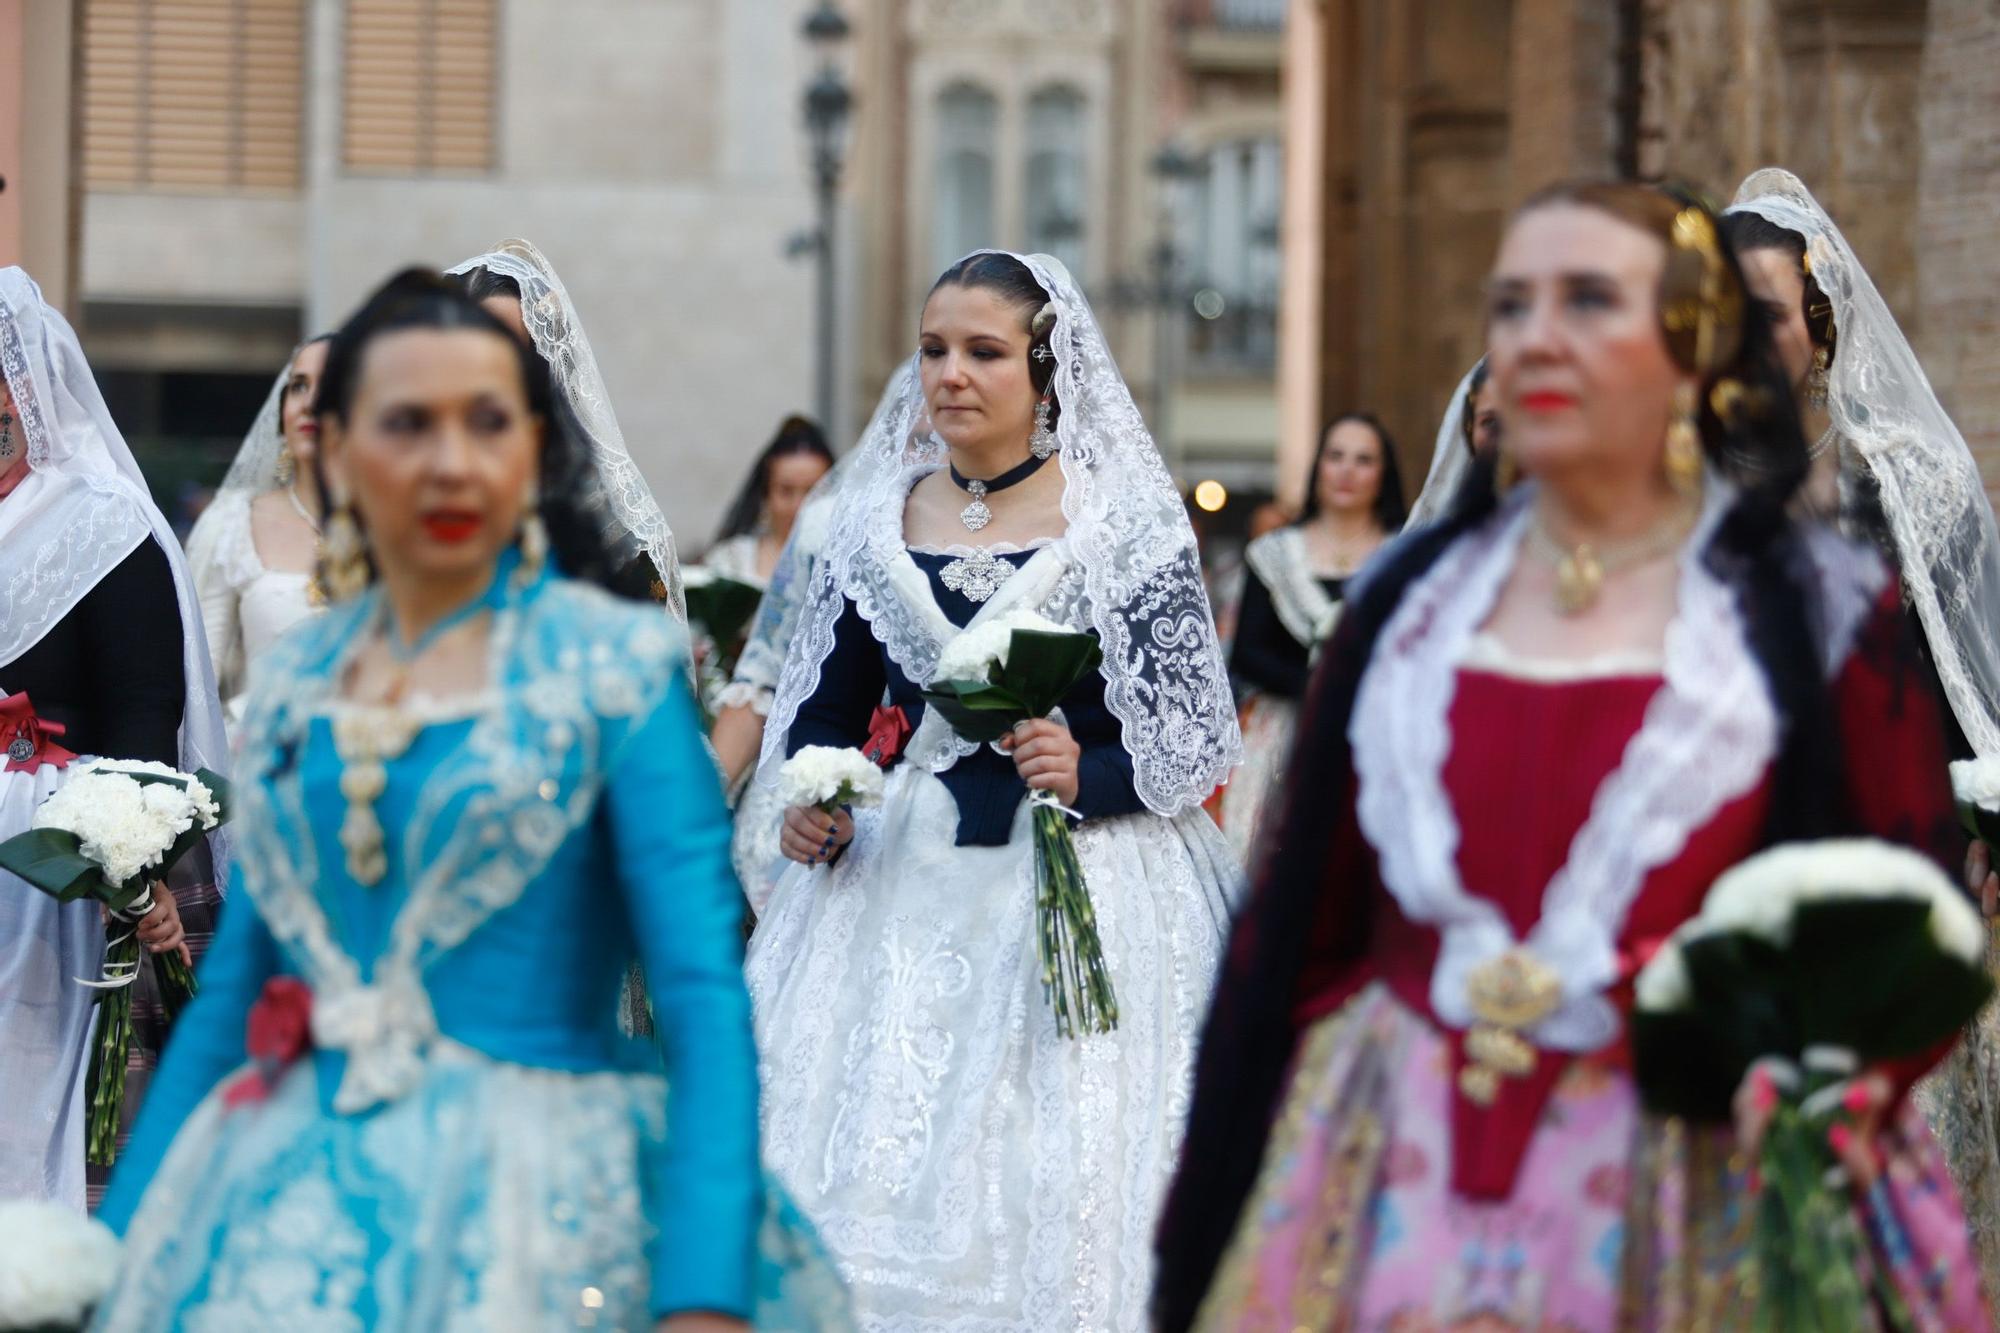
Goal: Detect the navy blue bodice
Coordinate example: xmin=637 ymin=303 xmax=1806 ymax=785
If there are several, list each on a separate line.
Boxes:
xmin=787 ymin=548 xmax=1142 ymax=845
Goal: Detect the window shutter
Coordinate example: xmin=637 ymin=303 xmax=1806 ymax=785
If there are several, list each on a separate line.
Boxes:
xmin=82 ymin=0 xmax=305 ymax=191
xmin=343 ymin=0 xmax=495 ymax=174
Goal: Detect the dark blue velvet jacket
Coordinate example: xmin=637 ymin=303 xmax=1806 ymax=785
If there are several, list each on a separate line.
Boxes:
xmin=785 ymin=548 xmax=1142 ymax=845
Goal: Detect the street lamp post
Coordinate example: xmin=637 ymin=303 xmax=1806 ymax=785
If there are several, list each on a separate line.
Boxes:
xmin=801 ymin=2 xmax=854 ymax=432
xmin=1145 ymin=143 xmax=1206 ymax=482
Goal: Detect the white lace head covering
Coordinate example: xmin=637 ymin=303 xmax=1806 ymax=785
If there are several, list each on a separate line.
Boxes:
xmin=0 ymin=266 xmax=231 ymax=787
xmin=760 ymin=250 xmax=1242 ymax=813
xmin=445 ymin=240 xmax=685 ymax=621
xmin=211 ymin=337 xmax=326 ymax=502
xmin=1407 ymin=359 xmax=1483 ymax=529
xmin=1729 ymin=168 xmax=2000 ymax=759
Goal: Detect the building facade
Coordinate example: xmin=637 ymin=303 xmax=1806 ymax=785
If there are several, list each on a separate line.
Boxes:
xmin=842 ymin=0 xmax=1285 ymax=512
xmin=1279 ymin=0 xmax=2000 ymax=506
xmin=65 ymin=0 xmax=822 ymax=544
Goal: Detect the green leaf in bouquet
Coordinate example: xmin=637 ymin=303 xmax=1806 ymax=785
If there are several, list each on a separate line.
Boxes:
xmin=1631 ymin=1008 xmax=1751 ymax=1120
xmin=993 ymin=630 xmax=1103 ymax=718
xmin=1789 ymin=897 xmax=1994 ymax=1060
xmin=0 ymin=826 xmax=106 ymax=902
xmin=196 ymin=768 xmax=234 ymax=825
xmin=1633 ymin=930 xmax=1799 ymax=1121
xmin=1959 ymin=800 xmax=2000 ymax=854
xmin=685 ymin=575 xmax=765 ymax=650
xmin=920 ymin=680 xmax=1035 ymax=744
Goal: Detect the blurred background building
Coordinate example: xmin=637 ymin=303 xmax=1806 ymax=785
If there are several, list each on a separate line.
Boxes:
xmin=9 ymin=0 xmax=821 ymax=544
xmin=1280 ymin=0 xmax=2000 ymax=507
xmin=4 ymin=0 xmax=1995 ymax=542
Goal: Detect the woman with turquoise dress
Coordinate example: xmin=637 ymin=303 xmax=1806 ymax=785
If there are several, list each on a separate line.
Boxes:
xmin=91 ymin=271 xmax=847 ymax=1331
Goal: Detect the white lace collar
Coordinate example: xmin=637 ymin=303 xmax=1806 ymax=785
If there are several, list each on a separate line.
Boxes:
xmin=1349 ymin=483 xmax=1778 ymax=1052
xmin=1244 ymin=526 xmax=1340 ymax=648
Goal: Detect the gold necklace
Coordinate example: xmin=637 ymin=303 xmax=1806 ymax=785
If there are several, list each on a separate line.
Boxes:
xmin=331 ymin=662 xmax=420 ymax=887
xmin=1525 ymin=505 xmax=1696 ymax=616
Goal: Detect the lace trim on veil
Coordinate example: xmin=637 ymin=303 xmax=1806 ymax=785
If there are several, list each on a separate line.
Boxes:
xmin=446 ymin=241 xmax=686 ymax=623
xmin=757 ymin=252 xmax=1240 ymax=815
xmin=1731 ymin=168 xmax=2000 ymax=760
xmin=1244 ymin=526 xmax=1337 ymax=648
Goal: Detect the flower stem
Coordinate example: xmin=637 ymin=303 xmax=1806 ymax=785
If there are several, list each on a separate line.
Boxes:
xmin=1032 ymin=803 xmax=1118 ymax=1039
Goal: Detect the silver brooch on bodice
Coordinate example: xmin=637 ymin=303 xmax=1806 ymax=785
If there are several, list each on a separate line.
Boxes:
xmin=959 ymin=479 xmax=992 ymax=532
xmin=939 ymin=547 xmax=1013 ymax=603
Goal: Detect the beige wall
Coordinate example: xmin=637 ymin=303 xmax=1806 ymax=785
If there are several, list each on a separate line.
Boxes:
xmin=1918 ymin=0 xmax=2000 ymax=493
xmin=75 ymin=0 xmax=821 ymax=546
xmin=1 ymin=0 xmax=77 ymax=309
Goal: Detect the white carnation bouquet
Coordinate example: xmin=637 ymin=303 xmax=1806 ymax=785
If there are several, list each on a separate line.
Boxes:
xmin=0 ymin=1200 xmax=120 ymax=1331
xmin=776 ymin=744 xmax=885 ymax=815
xmin=0 ymin=759 xmax=230 ymax=1165
xmin=923 ymin=608 xmax=1116 ymax=1039
xmin=1951 ymin=757 xmax=2000 ymax=849
xmin=1632 ymin=838 xmax=1991 ymax=1331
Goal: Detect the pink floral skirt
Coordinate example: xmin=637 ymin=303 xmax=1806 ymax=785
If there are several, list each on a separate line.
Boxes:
xmin=1195 ymin=984 xmax=1990 ymax=1332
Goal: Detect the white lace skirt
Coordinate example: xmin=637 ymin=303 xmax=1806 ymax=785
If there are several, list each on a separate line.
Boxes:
xmin=735 ymin=769 xmax=788 ymax=917
xmin=746 ymin=764 xmax=1238 ymax=1331
xmin=0 ymin=761 xmax=100 ymax=1210
xmin=1219 ymin=694 xmax=1297 ymax=868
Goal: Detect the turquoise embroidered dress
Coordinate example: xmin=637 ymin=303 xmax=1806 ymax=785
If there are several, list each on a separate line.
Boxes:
xmin=91 ymin=560 xmax=848 ymax=1330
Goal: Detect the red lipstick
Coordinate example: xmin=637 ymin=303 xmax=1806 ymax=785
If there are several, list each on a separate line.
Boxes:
xmin=420 ymin=511 xmax=481 ymax=543
xmin=1520 ymin=390 xmax=1577 ymax=412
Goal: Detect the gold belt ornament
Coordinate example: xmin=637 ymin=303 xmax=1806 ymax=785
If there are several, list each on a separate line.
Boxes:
xmin=1458 ymin=949 xmax=1561 ymax=1106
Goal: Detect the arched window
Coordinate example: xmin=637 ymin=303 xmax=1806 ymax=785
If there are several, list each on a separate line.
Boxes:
xmin=1024 ymin=85 xmax=1087 ymax=278
xmin=934 ymin=82 xmax=999 ymax=274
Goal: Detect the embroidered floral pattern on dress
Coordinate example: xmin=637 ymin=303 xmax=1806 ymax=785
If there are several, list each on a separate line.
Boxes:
xmin=230 ymin=575 xmax=680 ymax=1114
xmin=820 ymin=916 xmax=972 ymax=1198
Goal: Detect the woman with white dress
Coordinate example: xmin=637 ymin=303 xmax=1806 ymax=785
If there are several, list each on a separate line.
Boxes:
xmin=1219 ymin=414 xmax=1403 ymax=864
xmin=702 ymin=416 xmax=834 ymax=590
xmin=185 ymin=336 xmax=331 ymax=730
xmin=0 ymin=266 xmax=230 ymax=1209
xmin=745 ymin=250 xmax=1242 ymax=1330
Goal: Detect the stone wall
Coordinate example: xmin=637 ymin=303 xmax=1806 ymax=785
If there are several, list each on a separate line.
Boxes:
xmin=1918 ymin=0 xmax=2000 ymax=490
xmin=1289 ymin=0 xmax=1998 ymax=500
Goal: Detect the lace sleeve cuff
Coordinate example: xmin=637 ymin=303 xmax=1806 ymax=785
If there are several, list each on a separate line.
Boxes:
xmin=714 ymin=681 xmax=774 ymax=716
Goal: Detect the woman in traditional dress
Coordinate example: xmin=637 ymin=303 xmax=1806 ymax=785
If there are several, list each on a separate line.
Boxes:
xmin=703 ymin=416 xmax=834 ymax=589
xmin=93 ymin=271 xmax=847 ymax=1330
xmin=1220 ymin=414 xmax=1403 ymax=863
xmin=746 ymin=251 xmax=1241 ymax=1330
xmin=1725 ymin=167 xmax=2000 ymax=1296
xmin=450 ymin=239 xmax=685 ymax=615
xmin=711 ymin=460 xmax=849 ymax=915
xmin=0 ymin=267 xmax=229 ymax=1209
xmin=185 ymin=335 xmax=331 ymax=730
xmin=1407 ymin=356 xmax=1502 ymax=531
xmin=1153 ymin=182 xmax=1989 ymax=1332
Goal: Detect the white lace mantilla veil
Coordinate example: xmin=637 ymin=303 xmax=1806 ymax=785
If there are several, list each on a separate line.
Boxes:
xmin=444 ymin=240 xmax=686 ymax=622
xmin=213 ymin=355 xmax=292 ymax=502
xmin=758 ymin=250 xmax=1242 ymax=812
xmin=1729 ymin=169 xmax=2000 ymax=760
xmin=1407 ymin=359 xmax=1482 ymax=529
xmin=0 ymin=267 xmax=231 ymax=804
